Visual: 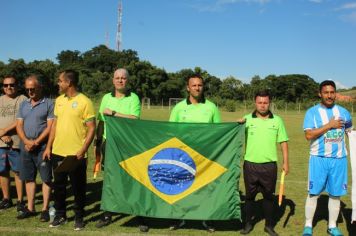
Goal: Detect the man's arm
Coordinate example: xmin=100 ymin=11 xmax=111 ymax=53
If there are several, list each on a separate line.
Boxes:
xmin=102 ymin=108 xmax=138 ymax=119
xmin=280 ymin=141 xmax=289 ymax=175
xmin=169 ymin=106 xmax=178 ymax=122
xmin=94 ymin=121 xmax=104 ymax=156
xmin=76 ymin=119 xmax=96 ymax=160
xmin=43 ymin=119 xmax=56 ymax=160
xmin=0 ymin=121 xmax=17 ymax=137
xmin=213 ymin=106 xmax=221 ymax=123
xmin=305 ymin=118 xmax=344 ymax=141
xmin=16 ymin=119 xmax=33 ymax=151
xmin=34 ymin=119 xmax=54 ymax=146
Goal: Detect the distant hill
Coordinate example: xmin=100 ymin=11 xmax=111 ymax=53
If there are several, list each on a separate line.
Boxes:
xmin=339 ymin=89 xmax=356 ymax=97
xmin=337 ymin=89 xmax=356 ymax=102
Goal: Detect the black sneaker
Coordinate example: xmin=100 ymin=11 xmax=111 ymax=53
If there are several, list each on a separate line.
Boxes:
xmin=74 ymin=217 xmax=85 ymax=231
xmin=95 ymin=212 xmax=112 ymax=228
xmin=138 ymin=217 xmax=149 ymax=232
xmin=169 ymin=220 xmax=186 ymax=230
xmin=49 ymin=216 xmax=67 ymax=228
xmin=264 ymin=226 xmax=279 ymax=236
xmin=202 ymin=221 xmax=215 ymax=233
xmin=240 ymin=222 xmax=253 ymax=234
xmin=17 ymin=208 xmax=36 ymax=219
xmin=16 ymin=201 xmax=25 ymax=213
xmin=40 ymin=210 xmax=50 ymax=222
xmin=0 ymin=198 xmax=13 ymax=210
xmin=139 ymin=224 xmax=149 ymax=233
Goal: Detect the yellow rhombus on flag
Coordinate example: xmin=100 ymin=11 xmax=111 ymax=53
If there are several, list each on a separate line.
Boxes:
xmin=119 ymin=137 xmax=227 ymax=205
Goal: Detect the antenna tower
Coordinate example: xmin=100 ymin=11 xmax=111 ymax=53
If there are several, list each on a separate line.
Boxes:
xmin=105 ymin=31 xmax=109 ymax=49
xmin=116 ymin=0 xmax=122 ymax=51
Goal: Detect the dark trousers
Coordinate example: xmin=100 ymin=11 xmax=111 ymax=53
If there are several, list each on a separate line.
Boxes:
xmin=243 ymin=161 xmax=277 ymax=227
xmin=51 ymin=154 xmax=87 ymax=218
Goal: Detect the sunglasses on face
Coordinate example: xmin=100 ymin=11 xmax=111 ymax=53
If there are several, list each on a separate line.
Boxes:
xmin=3 ymin=83 xmax=15 ymax=88
xmin=26 ymin=88 xmax=36 ymax=93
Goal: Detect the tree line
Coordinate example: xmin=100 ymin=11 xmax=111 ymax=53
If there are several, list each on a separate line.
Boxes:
xmin=0 ymin=45 xmax=321 ymax=105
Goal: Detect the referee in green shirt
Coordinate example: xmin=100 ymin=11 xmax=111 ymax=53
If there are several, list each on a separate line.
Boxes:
xmin=94 ymin=68 xmax=147 ymax=232
xmin=240 ymin=90 xmax=289 ymax=236
xmin=169 ymin=74 xmax=220 ymax=232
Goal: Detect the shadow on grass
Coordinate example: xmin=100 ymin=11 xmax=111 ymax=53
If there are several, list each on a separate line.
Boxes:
xmin=120 ymin=216 xmax=243 ymax=232
xmin=310 ymin=194 xmax=356 ymax=235
xmin=340 ymin=198 xmax=356 ymax=236
xmin=28 ymin=180 xmax=295 ymax=232
xmin=239 ymin=192 xmax=296 ymax=230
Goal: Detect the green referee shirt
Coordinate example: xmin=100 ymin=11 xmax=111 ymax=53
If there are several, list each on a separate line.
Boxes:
xmin=169 ymin=97 xmax=221 ymax=123
xmin=244 ymin=111 xmax=288 ymax=163
xmin=98 ymin=91 xmax=141 ymax=139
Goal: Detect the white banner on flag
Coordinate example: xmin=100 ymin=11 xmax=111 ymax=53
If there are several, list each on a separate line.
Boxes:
xmin=349 ymin=130 xmax=356 ymax=222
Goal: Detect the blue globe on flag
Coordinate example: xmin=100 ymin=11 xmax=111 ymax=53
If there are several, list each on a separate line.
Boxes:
xmin=148 ymin=148 xmax=196 ymax=195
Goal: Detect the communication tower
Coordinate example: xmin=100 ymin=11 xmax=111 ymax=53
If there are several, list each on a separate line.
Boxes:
xmin=116 ymin=0 xmax=123 ymax=51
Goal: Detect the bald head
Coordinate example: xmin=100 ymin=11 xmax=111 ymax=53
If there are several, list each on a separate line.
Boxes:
xmin=113 ymin=68 xmax=129 ymax=94
xmin=114 ymin=68 xmax=129 ymax=79
xmin=25 ymin=75 xmax=41 ymax=86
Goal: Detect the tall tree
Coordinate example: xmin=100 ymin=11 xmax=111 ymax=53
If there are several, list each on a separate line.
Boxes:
xmin=220 ymin=76 xmax=244 ymax=100
xmin=57 ymin=50 xmax=83 ymax=70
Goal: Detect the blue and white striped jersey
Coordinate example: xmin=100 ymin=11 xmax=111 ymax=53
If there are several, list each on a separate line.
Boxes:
xmin=303 ymin=104 xmax=352 ymax=158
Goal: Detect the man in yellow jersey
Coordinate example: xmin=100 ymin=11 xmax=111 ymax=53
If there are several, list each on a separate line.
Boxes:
xmin=169 ymin=74 xmax=220 ymax=232
xmin=43 ymin=69 xmax=95 ymax=231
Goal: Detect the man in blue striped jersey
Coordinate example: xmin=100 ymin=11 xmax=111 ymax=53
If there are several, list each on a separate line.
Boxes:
xmin=302 ymin=80 xmax=353 ymax=236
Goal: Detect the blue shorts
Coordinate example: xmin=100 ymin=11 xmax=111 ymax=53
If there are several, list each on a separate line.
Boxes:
xmin=308 ymin=156 xmax=347 ymax=197
xmin=0 ymin=148 xmax=21 ymax=174
xmin=19 ymin=143 xmax=52 ymax=183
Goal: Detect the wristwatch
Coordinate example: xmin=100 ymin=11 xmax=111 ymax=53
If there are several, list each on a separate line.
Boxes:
xmin=112 ymin=110 xmax=117 ymax=116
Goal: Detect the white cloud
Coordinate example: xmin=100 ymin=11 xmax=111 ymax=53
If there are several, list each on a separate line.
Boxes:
xmin=334 ymin=80 xmax=349 ymax=89
xmin=309 ymin=0 xmax=323 ymax=3
xmin=217 ymin=0 xmax=271 ymax=4
xmin=340 ymin=11 xmax=356 ymax=24
xmin=332 ymin=2 xmax=356 ymax=24
xmin=336 ymin=2 xmax=356 ymax=10
xmin=191 ymin=0 xmax=271 ymax=12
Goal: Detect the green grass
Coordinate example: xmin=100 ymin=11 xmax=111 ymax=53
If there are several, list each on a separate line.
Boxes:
xmin=1 ymin=108 xmax=355 ymax=235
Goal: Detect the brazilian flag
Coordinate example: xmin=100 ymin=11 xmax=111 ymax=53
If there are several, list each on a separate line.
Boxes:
xmin=101 ymin=117 xmax=244 ymax=220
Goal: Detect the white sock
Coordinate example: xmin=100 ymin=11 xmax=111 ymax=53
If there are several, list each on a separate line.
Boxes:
xmin=328 ymin=196 xmax=340 ymax=229
xmin=305 ymin=194 xmax=319 ymax=227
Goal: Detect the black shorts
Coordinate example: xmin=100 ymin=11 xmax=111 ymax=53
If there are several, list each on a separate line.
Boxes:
xmin=243 ymin=160 xmax=277 ymax=200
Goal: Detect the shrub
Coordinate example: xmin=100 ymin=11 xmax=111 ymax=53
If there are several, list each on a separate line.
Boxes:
xmin=224 ymin=100 xmax=236 ymax=112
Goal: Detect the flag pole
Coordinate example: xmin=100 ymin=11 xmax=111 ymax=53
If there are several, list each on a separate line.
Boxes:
xmin=278 ymin=171 xmax=286 ymax=206
xmin=93 ymin=146 xmax=101 ymax=179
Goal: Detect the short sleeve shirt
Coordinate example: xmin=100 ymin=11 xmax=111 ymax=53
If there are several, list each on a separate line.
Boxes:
xmin=169 ymin=98 xmax=221 ymax=123
xmin=0 ymin=94 xmax=27 ymax=148
xmin=16 ymin=98 xmax=54 ymax=140
xmin=98 ymin=92 xmax=141 ymax=139
xmin=52 ymin=93 xmax=95 ymax=157
xmin=244 ymin=112 xmax=289 ymax=163
xmin=303 ymin=103 xmax=352 ymax=158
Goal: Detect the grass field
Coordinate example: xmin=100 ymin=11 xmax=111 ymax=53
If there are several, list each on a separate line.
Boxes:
xmin=0 ymin=107 xmax=355 ymax=236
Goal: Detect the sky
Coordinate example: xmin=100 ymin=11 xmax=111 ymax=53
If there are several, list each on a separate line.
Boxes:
xmin=1 ymin=0 xmax=356 ymax=88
